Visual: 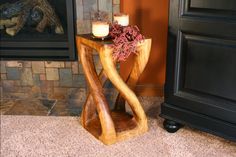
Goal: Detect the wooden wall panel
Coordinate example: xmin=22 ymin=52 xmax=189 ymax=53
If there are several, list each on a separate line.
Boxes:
xmin=120 ymin=0 xmax=169 ymax=96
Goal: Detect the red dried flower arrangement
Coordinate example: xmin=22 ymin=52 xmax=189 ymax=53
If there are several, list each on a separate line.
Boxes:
xmin=109 ymin=23 xmax=145 ymax=61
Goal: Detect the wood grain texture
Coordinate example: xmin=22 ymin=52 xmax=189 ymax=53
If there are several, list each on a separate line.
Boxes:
xmin=81 ymin=69 xmax=108 ymax=127
xmin=76 ymin=35 xmax=151 ymax=145
xmin=114 ymin=39 xmax=152 ymax=111
xmin=77 ymin=42 xmax=116 ymax=145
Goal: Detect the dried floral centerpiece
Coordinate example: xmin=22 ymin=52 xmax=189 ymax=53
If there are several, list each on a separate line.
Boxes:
xmin=90 ymin=11 xmax=145 ymax=61
xmin=109 ymin=22 xmax=145 ymax=62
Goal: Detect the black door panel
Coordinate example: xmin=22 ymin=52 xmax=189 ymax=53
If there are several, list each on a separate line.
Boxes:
xmin=181 ymin=0 xmax=236 ymax=20
xmin=190 ymin=0 xmax=236 ymax=11
xmin=184 ymin=34 xmax=236 ymax=101
xmin=162 ymin=0 xmax=236 ymax=139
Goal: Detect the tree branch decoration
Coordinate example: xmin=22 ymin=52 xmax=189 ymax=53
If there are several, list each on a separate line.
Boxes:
xmin=109 ymin=23 xmax=145 ymax=62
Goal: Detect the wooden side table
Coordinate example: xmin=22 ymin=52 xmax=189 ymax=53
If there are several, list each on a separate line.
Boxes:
xmin=76 ymin=34 xmax=152 ymax=145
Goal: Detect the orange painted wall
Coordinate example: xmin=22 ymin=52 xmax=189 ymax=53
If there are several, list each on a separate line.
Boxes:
xmin=120 ymin=0 xmax=169 ymax=96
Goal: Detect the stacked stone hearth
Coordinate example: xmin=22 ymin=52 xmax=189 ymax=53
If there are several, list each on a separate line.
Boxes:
xmin=0 ymin=0 xmax=120 ymax=116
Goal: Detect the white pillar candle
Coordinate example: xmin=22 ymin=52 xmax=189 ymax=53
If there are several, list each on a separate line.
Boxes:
xmin=92 ymin=21 xmax=109 ymax=38
xmin=114 ymin=14 xmax=129 ymax=26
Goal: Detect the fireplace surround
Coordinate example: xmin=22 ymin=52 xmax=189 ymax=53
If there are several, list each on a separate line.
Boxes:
xmin=0 ymin=0 xmax=77 ymax=60
xmin=0 ymin=0 xmax=120 ymax=103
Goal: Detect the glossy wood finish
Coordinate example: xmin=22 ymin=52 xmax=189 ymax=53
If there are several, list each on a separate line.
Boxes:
xmin=161 ymin=0 xmax=236 ymax=141
xmin=114 ymin=39 xmax=152 ymax=111
xmin=76 ymin=35 xmax=151 ymax=145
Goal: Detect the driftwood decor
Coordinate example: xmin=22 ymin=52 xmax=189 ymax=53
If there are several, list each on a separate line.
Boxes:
xmin=76 ymin=34 xmax=152 ymax=145
xmin=0 ymin=0 xmax=64 ymax=36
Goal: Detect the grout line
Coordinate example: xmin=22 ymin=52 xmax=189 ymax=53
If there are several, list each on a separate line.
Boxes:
xmin=47 ymin=99 xmax=58 ymax=116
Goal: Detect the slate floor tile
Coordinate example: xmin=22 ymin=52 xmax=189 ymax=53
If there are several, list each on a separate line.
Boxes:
xmin=6 ymin=67 xmax=21 ymax=80
xmin=49 ymin=100 xmax=83 ymax=116
xmin=0 ymin=99 xmax=56 ymax=116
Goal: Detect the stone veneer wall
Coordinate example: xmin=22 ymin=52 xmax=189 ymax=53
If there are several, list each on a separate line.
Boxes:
xmin=0 ymin=0 xmax=120 ymax=102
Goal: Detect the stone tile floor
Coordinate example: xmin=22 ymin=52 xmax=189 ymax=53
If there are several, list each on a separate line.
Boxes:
xmin=0 ymin=97 xmax=163 ymax=116
xmin=0 ymin=83 xmax=123 ymax=116
xmin=0 ymin=98 xmax=82 ymax=116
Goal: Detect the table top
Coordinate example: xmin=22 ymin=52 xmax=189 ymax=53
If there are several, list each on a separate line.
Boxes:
xmin=77 ymin=34 xmax=113 ymax=45
xmin=76 ymin=34 xmax=151 ymax=56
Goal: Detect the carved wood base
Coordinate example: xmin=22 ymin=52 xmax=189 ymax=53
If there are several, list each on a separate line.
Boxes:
xmin=76 ymin=35 xmax=151 ymax=145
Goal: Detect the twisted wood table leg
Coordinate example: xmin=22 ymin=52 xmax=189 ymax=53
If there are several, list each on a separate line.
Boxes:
xmin=99 ymin=43 xmax=151 ymax=139
xmin=78 ymin=44 xmax=116 ymax=145
xmin=114 ymin=39 xmax=152 ymax=112
xmin=81 ymin=69 xmax=107 ymax=127
xmin=76 ymin=35 xmax=151 ymax=145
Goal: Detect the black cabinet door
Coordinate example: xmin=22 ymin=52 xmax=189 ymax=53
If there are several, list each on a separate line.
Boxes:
xmin=165 ymin=0 xmax=236 ymax=124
